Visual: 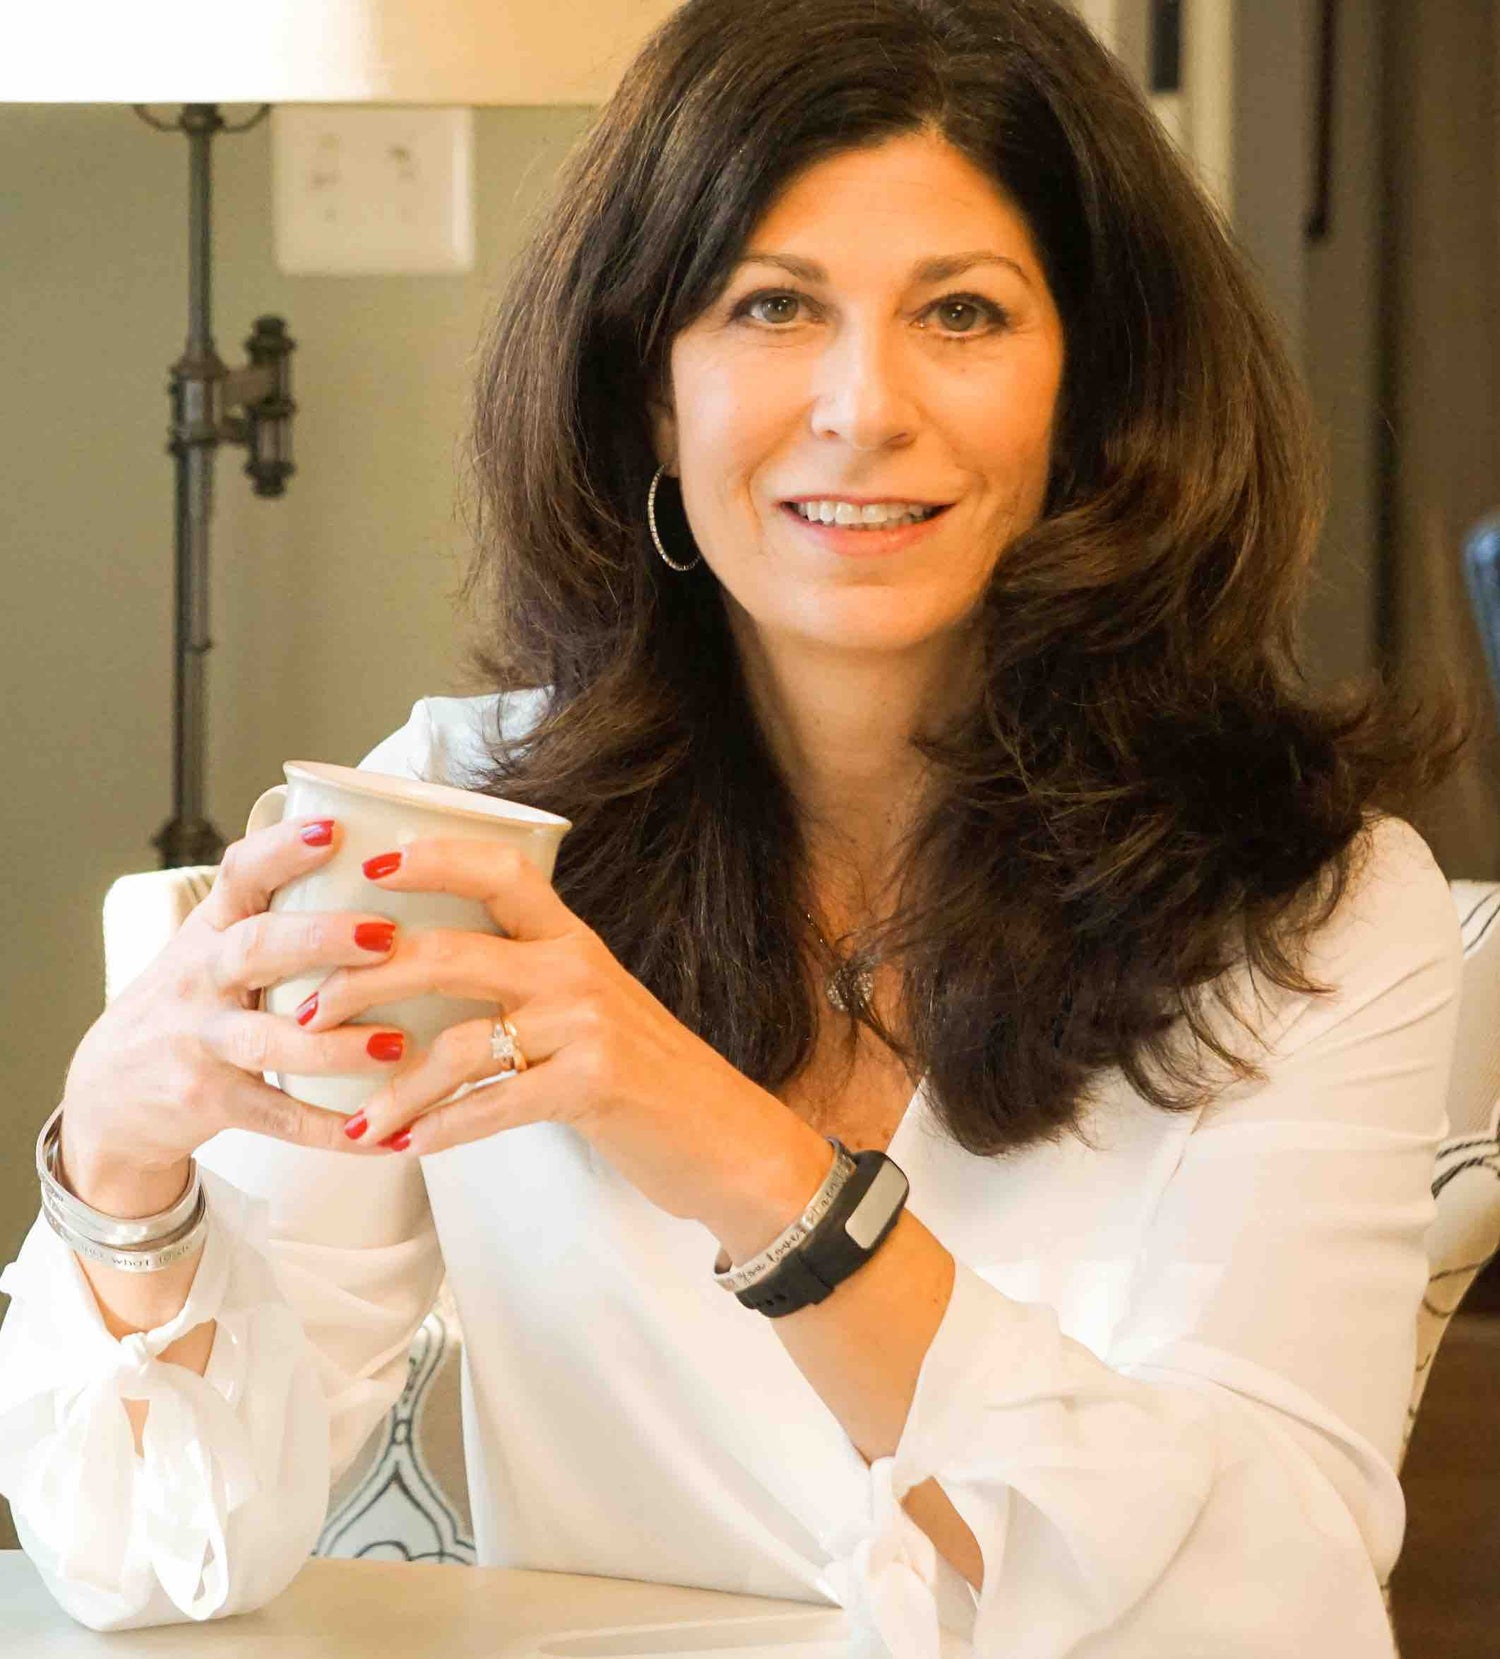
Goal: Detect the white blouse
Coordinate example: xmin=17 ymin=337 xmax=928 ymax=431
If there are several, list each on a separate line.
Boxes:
xmin=0 ymin=691 xmax=1462 ymax=1656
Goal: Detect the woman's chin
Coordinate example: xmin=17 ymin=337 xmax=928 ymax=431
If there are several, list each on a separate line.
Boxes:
xmin=778 ymin=604 xmax=956 ymax=658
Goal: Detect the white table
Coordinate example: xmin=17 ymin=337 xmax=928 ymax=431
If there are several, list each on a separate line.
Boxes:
xmin=1 ymin=1552 xmax=853 ymax=1657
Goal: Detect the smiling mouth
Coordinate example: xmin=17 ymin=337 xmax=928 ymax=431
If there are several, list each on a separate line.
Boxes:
xmin=779 ymin=501 xmax=955 ymax=528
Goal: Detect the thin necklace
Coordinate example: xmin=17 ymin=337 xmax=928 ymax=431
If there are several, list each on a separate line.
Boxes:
xmin=803 ymin=907 xmax=878 ymax=1015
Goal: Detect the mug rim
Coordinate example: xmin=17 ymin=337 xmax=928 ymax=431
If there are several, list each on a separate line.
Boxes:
xmin=284 ymin=760 xmax=572 ymax=834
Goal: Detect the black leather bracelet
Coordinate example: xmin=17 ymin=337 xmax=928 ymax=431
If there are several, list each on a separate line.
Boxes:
xmin=731 ymin=1147 xmax=910 ymax=1318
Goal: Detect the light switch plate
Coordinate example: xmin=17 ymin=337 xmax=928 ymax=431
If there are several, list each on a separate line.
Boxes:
xmin=271 ymin=105 xmax=474 ymax=276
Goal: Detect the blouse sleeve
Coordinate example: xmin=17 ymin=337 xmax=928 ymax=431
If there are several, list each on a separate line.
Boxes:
xmin=0 ymin=698 xmax=447 ymax=1631
xmin=823 ymin=815 xmax=1461 ymax=1659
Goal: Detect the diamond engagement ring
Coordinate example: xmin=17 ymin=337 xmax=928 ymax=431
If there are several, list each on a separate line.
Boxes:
xmin=489 ymin=1015 xmax=529 ymax=1073
xmin=434 ymin=1015 xmax=531 ymax=1110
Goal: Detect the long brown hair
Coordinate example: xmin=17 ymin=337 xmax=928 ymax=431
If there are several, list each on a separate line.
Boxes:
xmin=454 ymin=0 xmax=1473 ymax=1156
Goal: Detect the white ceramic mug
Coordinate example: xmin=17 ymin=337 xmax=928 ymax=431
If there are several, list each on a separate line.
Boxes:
xmin=245 ymin=760 xmax=571 ymax=1117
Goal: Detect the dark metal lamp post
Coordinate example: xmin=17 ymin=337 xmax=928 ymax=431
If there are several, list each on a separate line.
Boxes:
xmin=136 ymin=102 xmax=298 ymax=868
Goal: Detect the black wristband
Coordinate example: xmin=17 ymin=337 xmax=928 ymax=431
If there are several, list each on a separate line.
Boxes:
xmin=733 ymin=1148 xmax=909 ymax=1318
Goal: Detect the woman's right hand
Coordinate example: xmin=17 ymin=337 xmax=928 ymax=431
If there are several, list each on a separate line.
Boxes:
xmin=57 ymin=815 xmax=411 ymax=1206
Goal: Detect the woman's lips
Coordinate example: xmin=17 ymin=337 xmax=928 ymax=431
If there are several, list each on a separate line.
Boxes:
xmin=778 ymin=500 xmax=953 ymax=557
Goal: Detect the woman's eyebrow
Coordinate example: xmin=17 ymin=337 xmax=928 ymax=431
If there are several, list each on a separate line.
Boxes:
xmin=736 ymin=249 xmax=1032 ymax=288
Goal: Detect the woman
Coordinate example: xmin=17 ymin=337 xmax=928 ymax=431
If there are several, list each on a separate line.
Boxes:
xmin=0 ymin=0 xmax=1472 ymax=1652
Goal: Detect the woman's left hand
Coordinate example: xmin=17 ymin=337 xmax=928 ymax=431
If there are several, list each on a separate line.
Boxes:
xmin=301 ymin=835 xmax=825 ymax=1235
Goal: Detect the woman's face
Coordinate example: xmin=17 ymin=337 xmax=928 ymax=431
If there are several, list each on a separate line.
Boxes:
xmin=650 ymin=129 xmax=1066 ymax=658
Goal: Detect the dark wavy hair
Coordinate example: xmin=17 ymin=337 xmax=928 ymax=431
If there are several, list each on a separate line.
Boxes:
xmin=452 ymin=0 xmax=1473 ymax=1157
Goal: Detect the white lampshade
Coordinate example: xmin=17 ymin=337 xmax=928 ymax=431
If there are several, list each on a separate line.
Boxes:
xmin=0 ymin=0 xmax=683 ymax=105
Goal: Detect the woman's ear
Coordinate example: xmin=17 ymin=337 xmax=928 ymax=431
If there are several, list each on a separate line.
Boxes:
xmin=647 ymin=371 xmax=678 ymax=475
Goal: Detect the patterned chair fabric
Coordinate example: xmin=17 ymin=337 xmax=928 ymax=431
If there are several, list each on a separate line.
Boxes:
xmin=316 ymin=1274 xmax=473 ymax=1564
xmin=1405 ymin=880 xmax=1500 ymax=1452
xmin=98 ymin=863 xmax=1500 ymax=1583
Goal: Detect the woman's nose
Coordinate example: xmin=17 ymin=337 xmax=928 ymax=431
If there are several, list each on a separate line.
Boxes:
xmin=808 ymin=325 xmax=919 ymax=451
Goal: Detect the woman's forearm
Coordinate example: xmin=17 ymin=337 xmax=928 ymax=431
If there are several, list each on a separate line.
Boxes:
xmin=706 ymin=1108 xmax=984 ymax=1592
xmin=772 ymin=1206 xmax=983 ymax=1592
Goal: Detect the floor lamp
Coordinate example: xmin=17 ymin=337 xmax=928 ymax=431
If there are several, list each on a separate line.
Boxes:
xmin=0 ymin=0 xmax=678 ymax=868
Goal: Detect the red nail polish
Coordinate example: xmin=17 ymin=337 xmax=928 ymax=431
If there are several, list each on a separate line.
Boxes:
xmin=363 ymin=851 xmax=403 ymax=880
xmin=355 ymin=921 xmax=396 ymax=952
xmin=367 ymin=1031 xmax=405 ymax=1062
xmin=301 ymin=819 xmax=335 ymax=847
xmin=389 ymin=1129 xmax=412 ymax=1151
xmin=344 ymin=1112 xmax=368 ymax=1140
xmin=296 ymin=993 xmax=319 ymax=1025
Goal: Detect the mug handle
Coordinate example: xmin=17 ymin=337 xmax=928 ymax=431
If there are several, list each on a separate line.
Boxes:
xmin=246 ymin=783 xmax=287 ymax=839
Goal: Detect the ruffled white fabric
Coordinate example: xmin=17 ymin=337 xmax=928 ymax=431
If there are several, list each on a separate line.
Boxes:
xmin=822 ymin=1454 xmax=978 ymax=1659
xmin=827 ymin=1266 xmax=1404 ymax=1658
xmin=0 ymin=1169 xmax=333 ymax=1630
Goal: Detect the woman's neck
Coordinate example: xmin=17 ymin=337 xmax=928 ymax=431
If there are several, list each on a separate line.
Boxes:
xmin=726 ymin=604 xmax=979 ymax=921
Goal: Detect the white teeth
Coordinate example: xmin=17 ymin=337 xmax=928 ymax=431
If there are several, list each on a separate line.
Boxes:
xmin=790 ymin=500 xmax=940 ymax=527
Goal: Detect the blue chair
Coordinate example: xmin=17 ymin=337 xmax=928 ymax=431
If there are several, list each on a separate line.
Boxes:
xmin=1460 ymin=512 xmax=1500 ymax=722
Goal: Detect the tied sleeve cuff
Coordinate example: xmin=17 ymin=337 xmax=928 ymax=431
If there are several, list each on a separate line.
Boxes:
xmin=825 ymin=1259 xmax=1221 ymax=1658
xmin=899 ymin=1259 xmax=1218 ymax=1605
xmin=832 ymin=1260 xmax=1401 ymax=1658
xmin=821 ymin=1453 xmax=977 ymax=1659
xmin=0 ymin=1166 xmax=300 ymax=1621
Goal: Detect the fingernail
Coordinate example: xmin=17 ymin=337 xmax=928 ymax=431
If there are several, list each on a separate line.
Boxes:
xmin=301 ymin=819 xmax=335 ymax=847
xmin=382 ymin=1127 xmax=412 ymax=1151
xmin=296 ymin=992 xmax=319 ymax=1025
xmin=354 ymin=920 xmax=396 ymax=952
xmin=363 ymin=851 xmax=403 ymax=880
xmin=367 ymin=1031 xmax=405 ymax=1062
xmin=344 ymin=1111 xmax=368 ymax=1140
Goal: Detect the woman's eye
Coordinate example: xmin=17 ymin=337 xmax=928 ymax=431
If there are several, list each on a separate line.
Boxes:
xmin=926 ymin=296 xmax=1006 ymax=336
xmin=732 ymin=289 xmax=1009 ymax=340
xmin=740 ymin=291 xmax=803 ymax=325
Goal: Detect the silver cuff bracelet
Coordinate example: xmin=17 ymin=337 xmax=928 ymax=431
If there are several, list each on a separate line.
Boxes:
xmin=36 ymin=1102 xmax=209 ymax=1274
xmin=711 ymin=1138 xmax=855 ymax=1293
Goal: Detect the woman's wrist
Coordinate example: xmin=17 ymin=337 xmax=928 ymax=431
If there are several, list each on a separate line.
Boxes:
xmin=704 ymin=1100 xmax=835 ymax=1267
xmin=57 ymin=1115 xmax=194 ymax=1222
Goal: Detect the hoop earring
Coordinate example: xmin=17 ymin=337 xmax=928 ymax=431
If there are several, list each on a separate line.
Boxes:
xmin=648 ymin=464 xmax=702 ymax=572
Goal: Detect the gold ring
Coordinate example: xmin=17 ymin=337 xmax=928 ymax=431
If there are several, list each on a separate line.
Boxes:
xmin=489 ymin=1015 xmax=529 ymax=1073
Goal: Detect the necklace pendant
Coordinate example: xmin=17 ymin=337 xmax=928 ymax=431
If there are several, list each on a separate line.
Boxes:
xmin=826 ymin=965 xmax=876 ymax=1015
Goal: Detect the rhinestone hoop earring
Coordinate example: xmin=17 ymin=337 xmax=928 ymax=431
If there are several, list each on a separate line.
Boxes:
xmin=648 ymin=464 xmax=702 ymax=572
